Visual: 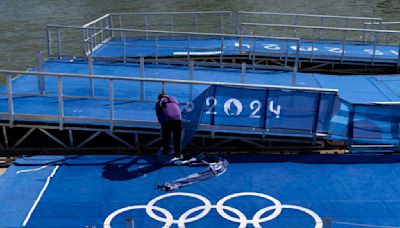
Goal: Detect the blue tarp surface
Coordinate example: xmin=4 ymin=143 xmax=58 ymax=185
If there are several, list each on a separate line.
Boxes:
xmin=92 ymin=38 xmax=400 ymax=64
xmin=1 ymin=155 xmax=400 ymax=227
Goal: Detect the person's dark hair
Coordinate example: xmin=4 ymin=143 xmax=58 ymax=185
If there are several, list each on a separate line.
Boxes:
xmin=158 ymin=93 xmax=166 ymax=100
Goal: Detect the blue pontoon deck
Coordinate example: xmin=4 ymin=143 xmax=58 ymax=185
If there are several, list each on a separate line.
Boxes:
xmin=1 ymin=11 xmax=400 ymax=152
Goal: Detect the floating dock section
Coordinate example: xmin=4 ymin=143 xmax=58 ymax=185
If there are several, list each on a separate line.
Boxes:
xmin=1 ymin=11 xmax=400 ymax=153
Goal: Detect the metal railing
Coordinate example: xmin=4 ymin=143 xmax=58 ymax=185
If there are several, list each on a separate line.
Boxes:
xmin=46 ymin=12 xmax=397 ymax=68
xmin=81 ymin=11 xmax=234 ymax=53
xmin=364 ymin=21 xmax=400 ymax=30
xmin=82 ymin=14 xmax=113 ymax=55
xmin=107 ymin=11 xmax=234 ymax=33
xmin=237 ymin=11 xmax=382 ymax=33
xmin=0 ymin=69 xmax=337 ymax=132
xmin=364 ymin=21 xmax=400 ymax=44
xmin=239 ymin=22 xmax=400 ymax=64
xmin=47 ymin=24 xmax=301 ymax=72
xmin=84 ymin=11 xmax=383 ymax=36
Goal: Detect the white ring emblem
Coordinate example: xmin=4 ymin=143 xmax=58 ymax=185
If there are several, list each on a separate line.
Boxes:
xmin=104 ymin=192 xmax=323 ymax=228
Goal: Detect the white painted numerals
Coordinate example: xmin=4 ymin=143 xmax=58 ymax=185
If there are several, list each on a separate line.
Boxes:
xmin=250 ymin=100 xmax=261 ymax=118
xmin=262 ymin=44 xmax=281 ymax=50
xmin=364 ymin=49 xmax=384 ymax=55
xmin=205 ymin=96 xmax=217 ymax=115
xmin=205 ymin=97 xmax=281 ymax=119
xmin=269 ymin=101 xmax=281 ymax=119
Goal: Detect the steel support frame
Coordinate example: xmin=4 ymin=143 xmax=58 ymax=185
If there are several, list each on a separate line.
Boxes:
xmin=0 ymin=122 xmax=327 ymax=154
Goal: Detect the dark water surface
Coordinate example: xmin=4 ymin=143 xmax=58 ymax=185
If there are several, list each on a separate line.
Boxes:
xmin=0 ymin=0 xmax=399 ymax=70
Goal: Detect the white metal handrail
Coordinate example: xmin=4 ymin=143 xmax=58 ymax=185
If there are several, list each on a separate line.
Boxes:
xmin=238 ymin=11 xmax=381 ymax=21
xmin=241 ymin=22 xmax=400 ymax=34
xmin=0 ymin=70 xmax=336 ymax=92
xmin=0 ymin=69 xmax=339 ymax=136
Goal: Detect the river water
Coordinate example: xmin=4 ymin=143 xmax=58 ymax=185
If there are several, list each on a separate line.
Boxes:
xmin=0 ymin=0 xmax=399 ymax=70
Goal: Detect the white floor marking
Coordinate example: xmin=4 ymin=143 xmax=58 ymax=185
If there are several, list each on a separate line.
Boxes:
xmin=104 ymin=191 xmax=322 ymax=228
xmin=22 ymin=165 xmax=59 ymax=227
xmin=17 ymin=165 xmax=48 ymax=174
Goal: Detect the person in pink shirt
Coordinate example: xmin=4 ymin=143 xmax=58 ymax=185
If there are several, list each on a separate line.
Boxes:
xmin=155 ymin=93 xmax=183 ymax=161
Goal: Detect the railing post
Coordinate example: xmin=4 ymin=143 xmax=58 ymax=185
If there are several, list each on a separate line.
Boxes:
xmin=144 ymin=15 xmax=148 ymax=38
xmin=239 ymin=36 xmax=243 ymax=53
xmin=341 ymin=30 xmax=347 ymax=63
xmin=187 ymin=35 xmax=191 ymax=62
xmin=170 ymin=15 xmax=174 ymax=33
xmin=189 ymin=61 xmax=194 ymax=101
xmin=235 ymin=12 xmax=240 ymax=35
xmin=119 ymin=15 xmax=123 ymax=38
xmin=89 ymin=29 xmax=93 ymax=56
xmin=7 ymin=75 xmax=14 ymax=128
xmin=319 ymin=17 xmax=324 ymax=39
xmin=155 ymin=35 xmax=159 ymax=60
xmin=99 ymin=20 xmax=104 ymax=44
xmin=109 ymin=79 xmax=114 ymax=131
xmin=220 ymin=13 xmax=224 ymax=33
xmin=36 ymin=51 xmax=45 ymax=94
xmin=57 ymin=28 xmax=61 ymax=58
xmin=140 ymin=56 xmax=145 ymax=101
xmin=47 ymin=27 xmax=51 ymax=56
xmin=195 ymin=14 xmax=199 ymax=32
xmin=241 ymin=62 xmax=246 ymax=83
xmin=82 ymin=28 xmax=87 ymax=56
xmin=122 ymin=32 xmax=126 ymax=62
xmin=220 ymin=36 xmax=224 ymax=65
xmin=229 ymin=12 xmax=234 ymax=34
xmin=311 ymin=29 xmax=316 ymax=61
xmin=107 ymin=14 xmax=113 ymax=38
xmin=57 ymin=76 xmax=64 ymax=131
xmin=252 ymin=38 xmax=256 ymax=69
xmin=371 ymin=31 xmax=378 ymax=65
xmin=292 ymin=40 xmax=300 ymax=86
xmin=88 ymin=55 xmax=95 ymax=97
xmin=284 ymin=41 xmax=289 ymax=66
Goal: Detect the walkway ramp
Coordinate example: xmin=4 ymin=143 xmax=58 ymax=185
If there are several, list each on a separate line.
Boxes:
xmin=1 ymin=59 xmax=400 ymax=152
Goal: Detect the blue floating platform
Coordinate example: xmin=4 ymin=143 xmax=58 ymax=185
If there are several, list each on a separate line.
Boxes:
xmin=2 ymin=59 xmax=400 ymax=147
xmin=1 ymin=154 xmax=400 ymax=227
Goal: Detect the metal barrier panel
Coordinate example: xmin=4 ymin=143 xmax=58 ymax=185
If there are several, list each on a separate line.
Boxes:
xmin=200 ymin=85 xmax=338 ymax=137
xmin=0 ymin=70 xmax=336 ymax=132
xmin=350 ymin=103 xmax=400 ymax=146
xmin=329 ymin=99 xmax=400 ymax=149
xmin=237 ymin=11 xmax=382 ymax=32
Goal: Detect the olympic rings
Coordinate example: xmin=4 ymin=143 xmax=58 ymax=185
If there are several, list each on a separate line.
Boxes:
xmin=146 ymin=192 xmax=212 ymax=224
xmin=216 ymin=192 xmax=282 ymax=224
xmin=103 ymin=191 xmax=322 ymax=228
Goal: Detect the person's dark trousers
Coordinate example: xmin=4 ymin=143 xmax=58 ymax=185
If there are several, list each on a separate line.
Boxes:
xmin=161 ymin=120 xmax=182 ymax=157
